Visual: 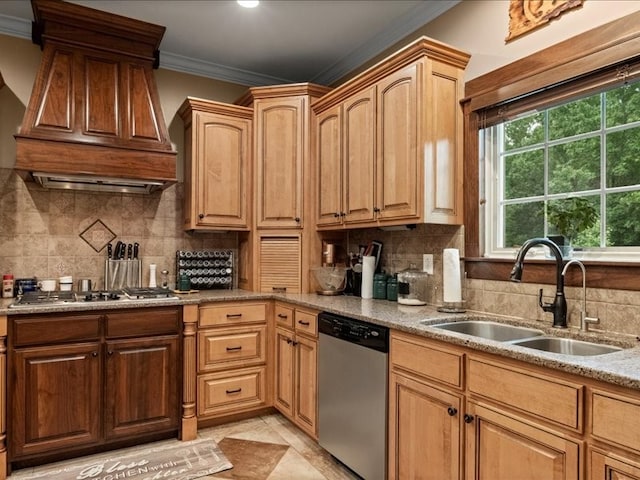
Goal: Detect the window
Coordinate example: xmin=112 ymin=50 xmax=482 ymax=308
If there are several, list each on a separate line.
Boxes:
xmin=483 ymin=79 xmax=640 ymax=260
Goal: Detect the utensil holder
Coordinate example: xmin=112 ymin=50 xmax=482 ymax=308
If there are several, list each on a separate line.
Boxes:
xmin=105 ymin=259 xmax=141 ymax=290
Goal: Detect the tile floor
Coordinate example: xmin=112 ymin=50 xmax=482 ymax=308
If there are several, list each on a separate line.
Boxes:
xmin=7 ymin=413 xmax=362 ymax=480
xmin=199 ymin=413 xmax=361 ymax=480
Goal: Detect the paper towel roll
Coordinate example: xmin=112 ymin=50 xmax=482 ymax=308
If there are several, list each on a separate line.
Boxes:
xmin=361 ymin=255 xmax=375 ymax=299
xmin=443 ymin=249 xmax=462 ymax=303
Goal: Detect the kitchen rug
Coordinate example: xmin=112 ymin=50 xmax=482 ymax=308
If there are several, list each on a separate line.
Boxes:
xmin=9 ymin=438 xmax=232 ymax=480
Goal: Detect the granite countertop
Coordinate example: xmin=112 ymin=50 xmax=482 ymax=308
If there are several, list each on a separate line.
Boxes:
xmin=2 ymin=289 xmax=640 ymax=390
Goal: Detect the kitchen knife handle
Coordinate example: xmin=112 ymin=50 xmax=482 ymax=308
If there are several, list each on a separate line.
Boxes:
xmin=133 ymin=242 xmax=139 ymax=259
xmin=107 ymin=243 xmax=113 ymax=259
xmin=127 ymin=244 xmax=133 ymax=259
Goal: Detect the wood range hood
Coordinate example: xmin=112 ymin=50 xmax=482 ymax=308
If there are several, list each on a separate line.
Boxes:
xmin=14 ymin=0 xmax=177 ymax=194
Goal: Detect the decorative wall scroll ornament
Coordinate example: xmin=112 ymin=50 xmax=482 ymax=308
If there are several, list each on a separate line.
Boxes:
xmin=506 ymin=0 xmax=585 ymax=42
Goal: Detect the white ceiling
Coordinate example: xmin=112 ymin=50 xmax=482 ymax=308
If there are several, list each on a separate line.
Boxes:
xmin=0 ymin=0 xmax=459 ymax=86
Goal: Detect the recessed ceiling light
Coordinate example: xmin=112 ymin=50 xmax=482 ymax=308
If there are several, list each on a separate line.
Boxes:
xmin=237 ymin=0 xmax=259 ymax=8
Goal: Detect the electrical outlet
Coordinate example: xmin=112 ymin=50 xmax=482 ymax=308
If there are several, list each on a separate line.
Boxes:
xmin=422 ymin=254 xmax=433 ymax=274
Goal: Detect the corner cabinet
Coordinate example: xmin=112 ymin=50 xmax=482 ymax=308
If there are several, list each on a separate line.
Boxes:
xmin=179 ymin=98 xmax=252 ymax=231
xmin=314 ymin=37 xmax=470 ymax=229
xmin=8 ymin=307 xmax=181 ymax=467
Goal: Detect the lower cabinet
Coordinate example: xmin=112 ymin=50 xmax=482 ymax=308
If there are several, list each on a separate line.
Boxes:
xmin=273 ymin=302 xmax=318 ymax=438
xmin=9 ymin=307 xmax=181 ymax=464
xmin=590 ymin=449 xmax=640 ymax=480
xmin=389 ymin=330 xmax=584 ymax=480
xmin=196 ymin=301 xmax=268 ymax=420
xmin=465 ymin=401 xmax=581 ymax=480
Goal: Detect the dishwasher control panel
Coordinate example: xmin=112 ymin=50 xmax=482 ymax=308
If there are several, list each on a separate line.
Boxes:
xmin=318 ymin=312 xmax=389 ymax=353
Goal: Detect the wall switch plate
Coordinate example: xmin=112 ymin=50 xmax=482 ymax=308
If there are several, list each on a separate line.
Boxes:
xmin=423 ymin=254 xmax=433 ymax=274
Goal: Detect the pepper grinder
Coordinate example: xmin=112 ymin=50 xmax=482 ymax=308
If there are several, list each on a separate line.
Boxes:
xmin=149 ymin=264 xmax=157 ymax=288
xmin=160 ymin=269 xmax=169 ymax=289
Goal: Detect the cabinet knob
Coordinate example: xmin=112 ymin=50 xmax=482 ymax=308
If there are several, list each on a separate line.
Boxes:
xmin=334 ymin=212 xmax=340 ymax=218
xmin=373 ymin=207 xmax=381 ymax=213
xmin=107 ymin=350 xmax=114 ymax=356
xmin=340 ymin=212 xmax=346 ymax=217
xmin=447 ymin=406 xmax=458 ymax=416
xmin=294 ymin=217 xmax=301 ymax=223
xmin=92 ymin=352 xmax=98 ymax=357
xmin=463 ymin=413 xmax=475 ymax=424
xmin=198 ymin=213 xmax=205 ymax=219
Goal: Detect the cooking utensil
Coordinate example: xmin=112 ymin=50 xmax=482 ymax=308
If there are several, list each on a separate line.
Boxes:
xmin=78 ymin=279 xmax=92 ymax=292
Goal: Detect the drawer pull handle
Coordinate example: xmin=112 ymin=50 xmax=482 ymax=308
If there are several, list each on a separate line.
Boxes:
xmin=226 ymin=346 xmax=242 ymax=352
xmin=463 ymin=414 xmax=474 ymax=424
xmin=92 ymin=352 xmax=98 ymax=357
xmin=277 ymin=313 xmax=289 ymax=319
xmin=286 ymin=338 xmax=293 ymax=344
xmin=226 ymin=313 xmax=242 ymax=318
xmin=107 ymin=350 xmax=114 ymax=356
xmin=226 ymin=388 xmax=242 ymax=394
xmin=298 ymin=320 xmax=310 ymax=326
xmin=447 ymin=407 xmax=457 ymax=416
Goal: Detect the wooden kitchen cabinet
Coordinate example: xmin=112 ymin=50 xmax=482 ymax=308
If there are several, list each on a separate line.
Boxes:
xmin=196 ymin=301 xmax=269 ymax=421
xmin=591 ymin=449 xmax=640 ymax=480
xmin=389 ymin=330 xmax=464 ymax=480
xmin=242 ymin=85 xmax=330 ymax=230
xmin=389 ymin=330 xmax=584 ymax=480
xmin=273 ymin=302 xmax=319 ymax=438
xmin=9 ymin=307 xmax=181 ymax=466
xmin=313 ymin=37 xmax=470 ymax=229
xmin=179 ymin=98 xmax=252 ymax=231
xmin=465 ymin=401 xmax=581 ymax=480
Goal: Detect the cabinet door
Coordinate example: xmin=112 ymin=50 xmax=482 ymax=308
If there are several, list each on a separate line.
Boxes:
xmin=465 ymin=401 xmax=581 ymax=480
xmin=316 ymin=104 xmax=344 ymax=227
xmin=295 ymin=334 xmax=317 ymax=437
xmin=591 ymin=450 xmax=640 ymax=480
xmin=192 ymin=110 xmax=251 ymax=229
xmin=388 ymin=372 xmax=462 ymax=480
xmin=105 ymin=335 xmax=180 ymax=440
xmin=344 ymin=86 xmax=376 ymax=225
xmin=11 ymin=343 xmax=101 ymax=457
xmin=274 ymin=327 xmax=295 ymax=418
xmin=258 ymin=234 xmax=302 ymax=293
xmin=256 ymin=97 xmax=305 ymax=228
xmin=376 ymin=62 xmax=420 ymax=221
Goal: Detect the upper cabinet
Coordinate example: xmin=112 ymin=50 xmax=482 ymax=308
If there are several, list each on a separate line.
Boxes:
xmin=313 ymin=37 xmax=470 ymax=229
xmin=179 ymin=98 xmax=252 ymax=231
xmin=240 ymin=84 xmax=331 ymax=229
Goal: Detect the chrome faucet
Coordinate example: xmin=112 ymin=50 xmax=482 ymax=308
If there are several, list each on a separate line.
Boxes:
xmin=561 ymin=259 xmax=600 ymax=332
xmin=509 ymin=237 xmax=568 ymax=328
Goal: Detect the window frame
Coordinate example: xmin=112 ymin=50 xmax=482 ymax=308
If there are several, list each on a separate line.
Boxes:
xmin=462 ymin=9 xmax=640 ymax=291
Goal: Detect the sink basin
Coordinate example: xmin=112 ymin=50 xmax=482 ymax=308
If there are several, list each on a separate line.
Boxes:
xmin=430 ymin=320 xmax=544 ymax=342
xmin=510 ymin=337 xmax=623 ymax=356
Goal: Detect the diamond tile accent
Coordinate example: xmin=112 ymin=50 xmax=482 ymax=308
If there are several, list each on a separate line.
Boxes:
xmin=79 ymin=219 xmax=116 ymax=252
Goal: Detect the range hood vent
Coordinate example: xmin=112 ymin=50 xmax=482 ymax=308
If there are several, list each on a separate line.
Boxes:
xmin=14 ymin=0 xmax=177 ymax=193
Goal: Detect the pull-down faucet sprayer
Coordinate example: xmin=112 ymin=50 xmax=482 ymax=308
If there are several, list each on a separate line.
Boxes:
xmin=510 ymin=237 xmax=568 ymax=328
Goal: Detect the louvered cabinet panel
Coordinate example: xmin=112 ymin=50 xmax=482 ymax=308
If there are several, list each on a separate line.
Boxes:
xmin=258 ymin=235 xmax=302 ymax=293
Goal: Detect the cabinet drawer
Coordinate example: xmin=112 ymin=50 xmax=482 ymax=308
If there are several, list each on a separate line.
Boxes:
xmin=591 ymin=390 xmax=640 ymax=452
xmin=12 ymin=314 xmax=101 ymax=347
xmin=275 ymin=304 xmax=294 ymax=329
xmin=197 ymin=366 xmax=266 ymax=417
xmin=294 ymin=308 xmax=318 ymax=337
xmin=468 ymin=357 xmax=583 ymax=431
xmin=199 ymin=302 xmax=267 ymax=327
xmin=198 ymin=326 xmax=266 ymax=372
xmin=390 ymin=332 xmax=463 ymax=388
xmin=106 ymin=307 xmax=180 ymax=338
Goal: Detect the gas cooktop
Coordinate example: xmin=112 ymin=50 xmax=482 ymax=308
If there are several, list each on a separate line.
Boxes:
xmin=9 ymin=287 xmax=178 ymax=308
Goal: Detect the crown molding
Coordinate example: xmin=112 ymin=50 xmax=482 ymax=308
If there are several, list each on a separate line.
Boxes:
xmin=1 ymin=1 xmax=461 ymax=87
xmin=311 ymin=0 xmax=460 ymax=85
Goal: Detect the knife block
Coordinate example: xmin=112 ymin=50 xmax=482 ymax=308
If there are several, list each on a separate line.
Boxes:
xmin=105 ymin=259 xmax=141 ymax=290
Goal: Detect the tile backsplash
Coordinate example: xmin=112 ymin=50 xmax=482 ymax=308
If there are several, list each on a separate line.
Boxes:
xmin=0 ymin=168 xmax=237 ymax=289
xmin=2 ymin=166 xmax=638 ymax=339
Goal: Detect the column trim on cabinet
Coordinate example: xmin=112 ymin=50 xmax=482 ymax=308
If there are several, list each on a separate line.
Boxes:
xmin=181 ymin=304 xmax=198 ymax=441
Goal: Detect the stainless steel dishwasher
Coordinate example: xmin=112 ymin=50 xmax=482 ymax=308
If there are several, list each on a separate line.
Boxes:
xmin=318 ymin=311 xmax=389 ymax=480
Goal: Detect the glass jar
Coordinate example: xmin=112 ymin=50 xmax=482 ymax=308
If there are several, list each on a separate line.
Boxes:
xmin=373 ymin=273 xmax=387 ymax=299
xmin=397 ymin=263 xmax=428 ymax=306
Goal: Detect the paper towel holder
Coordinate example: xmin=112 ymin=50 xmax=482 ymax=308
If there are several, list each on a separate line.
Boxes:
xmin=437 ymin=300 xmax=466 ymax=313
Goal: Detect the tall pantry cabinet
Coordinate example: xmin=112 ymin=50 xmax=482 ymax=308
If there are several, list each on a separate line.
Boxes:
xmin=238 ymin=84 xmax=331 ymax=294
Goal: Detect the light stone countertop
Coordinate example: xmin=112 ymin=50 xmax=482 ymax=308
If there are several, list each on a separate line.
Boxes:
xmin=2 ymin=289 xmax=640 ymax=390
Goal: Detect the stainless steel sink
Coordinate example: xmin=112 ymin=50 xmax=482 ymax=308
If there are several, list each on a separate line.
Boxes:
xmin=429 ymin=320 xmax=545 ymax=342
xmin=510 ymin=336 xmax=623 ymax=356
